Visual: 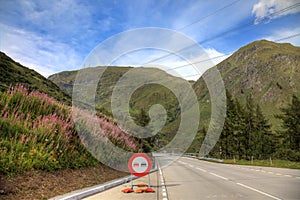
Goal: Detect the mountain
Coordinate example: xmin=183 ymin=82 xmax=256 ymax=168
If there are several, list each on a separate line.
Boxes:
xmin=0 ymin=52 xmax=71 ymax=104
xmin=49 ymin=66 xmax=131 ymax=109
xmin=194 ymin=40 xmax=300 ymax=130
xmin=49 ymin=66 xmax=183 ymax=122
xmin=48 ymin=40 xmax=300 ymax=150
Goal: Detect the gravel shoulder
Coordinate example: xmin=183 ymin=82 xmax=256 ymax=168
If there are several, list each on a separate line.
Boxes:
xmin=0 ymin=165 xmax=128 ymax=200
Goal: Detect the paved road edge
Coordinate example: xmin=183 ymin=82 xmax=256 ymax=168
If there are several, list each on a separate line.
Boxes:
xmin=49 ymin=168 xmax=158 ymax=200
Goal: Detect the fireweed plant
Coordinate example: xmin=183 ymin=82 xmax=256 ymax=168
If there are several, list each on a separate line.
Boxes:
xmin=0 ymin=85 xmax=139 ymax=175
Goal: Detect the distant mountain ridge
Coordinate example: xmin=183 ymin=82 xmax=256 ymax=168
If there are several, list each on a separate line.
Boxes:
xmin=0 ymin=52 xmax=71 ymax=104
xmin=194 ymin=40 xmax=300 ymax=129
xmin=49 ymin=40 xmax=300 ymax=132
xmin=49 ymin=66 xmax=183 ymax=123
xmin=1 ymin=40 xmax=299 ymax=153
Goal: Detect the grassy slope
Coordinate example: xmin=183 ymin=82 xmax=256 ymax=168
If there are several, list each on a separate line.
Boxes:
xmin=0 ymin=85 xmax=139 ymax=175
xmin=49 ymin=66 xmax=183 ymax=122
xmin=0 ymin=52 xmax=71 ymax=104
xmin=48 ymin=40 xmax=300 ymax=153
xmin=194 ymin=40 xmax=300 ymax=130
xmin=162 ymin=40 xmax=300 ymax=152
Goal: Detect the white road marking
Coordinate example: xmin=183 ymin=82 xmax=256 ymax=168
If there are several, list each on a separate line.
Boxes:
xmin=159 ymin=167 xmax=169 ymax=200
xmin=276 ymin=173 xmax=282 ymax=176
xmin=236 ymin=183 xmax=281 ymax=200
xmin=209 ymin=172 xmax=229 ymax=181
xmin=268 ymin=172 xmax=274 ymax=174
xmin=196 ymin=167 xmax=207 ymax=172
xmin=188 ymin=164 xmax=194 ymax=168
xmin=284 ymin=175 xmax=292 ymax=177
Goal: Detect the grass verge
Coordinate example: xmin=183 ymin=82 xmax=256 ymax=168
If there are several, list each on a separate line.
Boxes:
xmin=0 ymin=165 xmax=128 ymax=200
xmin=223 ymin=159 xmax=300 ymax=169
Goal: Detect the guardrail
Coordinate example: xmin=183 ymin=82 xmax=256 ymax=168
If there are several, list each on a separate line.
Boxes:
xmin=198 ymin=157 xmax=224 ymax=163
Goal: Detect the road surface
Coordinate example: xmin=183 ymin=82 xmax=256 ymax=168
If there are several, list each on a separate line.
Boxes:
xmin=159 ymin=156 xmax=300 ymax=200
xmin=84 ymin=156 xmax=300 ymax=200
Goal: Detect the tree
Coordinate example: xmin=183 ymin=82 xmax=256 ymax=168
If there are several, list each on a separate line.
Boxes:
xmin=219 ymin=91 xmax=239 ymax=159
xmin=254 ymin=105 xmax=274 ymax=159
xmin=133 ymin=108 xmax=154 ymax=152
xmin=277 ymin=95 xmax=300 ymax=151
xmin=233 ymin=98 xmax=246 ymax=159
xmin=243 ymin=95 xmax=256 ymax=159
xmin=135 ymin=108 xmax=150 ymax=127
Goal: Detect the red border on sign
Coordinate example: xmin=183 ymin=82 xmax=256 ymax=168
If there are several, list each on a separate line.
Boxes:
xmin=128 ymin=153 xmax=152 ymax=177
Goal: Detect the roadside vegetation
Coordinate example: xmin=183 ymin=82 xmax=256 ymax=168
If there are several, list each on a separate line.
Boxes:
xmin=223 ymin=159 xmax=300 ymax=169
xmin=206 ymin=91 xmax=300 ymax=163
xmin=0 ymin=85 xmax=139 ymax=175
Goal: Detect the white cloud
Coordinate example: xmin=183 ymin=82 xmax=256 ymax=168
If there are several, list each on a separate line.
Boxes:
xmin=252 ymin=0 xmax=300 ymax=24
xmin=0 ymin=23 xmax=82 ymax=77
xmin=110 ymin=47 xmax=228 ymax=81
xmin=265 ymin=27 xmax=300 ymax=46
xmin=84 ymin=27 xmax=229 ymax=81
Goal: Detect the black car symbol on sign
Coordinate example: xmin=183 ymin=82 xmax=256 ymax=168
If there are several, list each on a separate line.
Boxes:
xmin=141 ymin=162 xmax=147 ymax=167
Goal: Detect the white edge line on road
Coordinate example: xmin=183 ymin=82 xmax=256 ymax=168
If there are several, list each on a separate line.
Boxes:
xmin=209 ymin=172 xmax=229 ymax=181
xmin=196 ymin=167 xmax=207 ymax=172
xmin=236 ymin=183 xmax=281 ymax=200
xmin=159 ymin=166 xmax=168 ymax=200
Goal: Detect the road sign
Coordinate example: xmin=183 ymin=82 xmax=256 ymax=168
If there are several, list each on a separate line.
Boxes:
xmin=128 ymin=153 xmax=152 ymax=177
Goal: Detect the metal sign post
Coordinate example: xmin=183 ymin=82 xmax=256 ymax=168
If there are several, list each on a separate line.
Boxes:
xmin=121 ymin=153 xmax=155 ymax=193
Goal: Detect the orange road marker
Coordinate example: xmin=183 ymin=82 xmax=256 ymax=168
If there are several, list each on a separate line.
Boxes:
xmin=121 ymin=188 xmax=134 ymax=193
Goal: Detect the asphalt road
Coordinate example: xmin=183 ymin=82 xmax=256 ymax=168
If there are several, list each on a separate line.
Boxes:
xmin=158 ymin=156 xmax=300 ymax=200
xmin=83 ymin=169 xmax=163 ymax=200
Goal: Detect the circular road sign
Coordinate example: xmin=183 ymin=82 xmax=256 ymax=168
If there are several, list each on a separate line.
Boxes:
xmin=128 ymin=153 xmax=152 ymax=177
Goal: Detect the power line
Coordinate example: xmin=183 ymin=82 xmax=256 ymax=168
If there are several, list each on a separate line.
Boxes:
xmin=70 ymin=3 xmax=300 ymax=87
xmin=174 ymin=32 xmax=300 ymax=80
xmin=141 ymin=0 xmax=242 ymax=50
xmin=143 ymin=2 xmax=300 ymax=65
xmin=275 ymin=33 xmax=300 ymax=42
xmin=177 ymin=0 xmax=242 ymax=31
xmin=68 ymin=32 xmax=300 ymax=88
xmin=77 ymin=2 xmax=300 ymax=80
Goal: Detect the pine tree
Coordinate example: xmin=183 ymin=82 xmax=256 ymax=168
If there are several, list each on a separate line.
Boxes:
xmin=220 ymin=90 xmax=238 ymax=159
xmin=277 ymin=95 xmax=300 ymax=152
xmin=234 ymin=98 xmax=246 ymax=159
xmin=244 ymin=95 xmax=256 ymax=159
xmin=254 ymin=105 xmax=274 ymax=159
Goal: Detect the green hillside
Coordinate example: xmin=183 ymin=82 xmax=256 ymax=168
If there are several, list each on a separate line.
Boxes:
xmin=48 ymin=40 xmax=300 ymax=156
xmin=0 ymin=85 xmax=140 ymax=175
xmin=49 ymin=66 xmax=182 ymax=123
xmin=0 ymin=52 xmax=71 ymax=104
xmin=194 ymin=40 xmax=300 ymax=130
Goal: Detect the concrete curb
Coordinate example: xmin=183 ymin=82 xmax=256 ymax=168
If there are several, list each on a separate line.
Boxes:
xmin=199 ymin=157 xmax=224 ymax=163
xmin=49 ymin=168 xmax=157 ymax=200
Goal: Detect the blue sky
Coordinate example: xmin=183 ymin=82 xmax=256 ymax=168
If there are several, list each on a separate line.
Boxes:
xmin=0 ymin=0 xmax=299 ymax=79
